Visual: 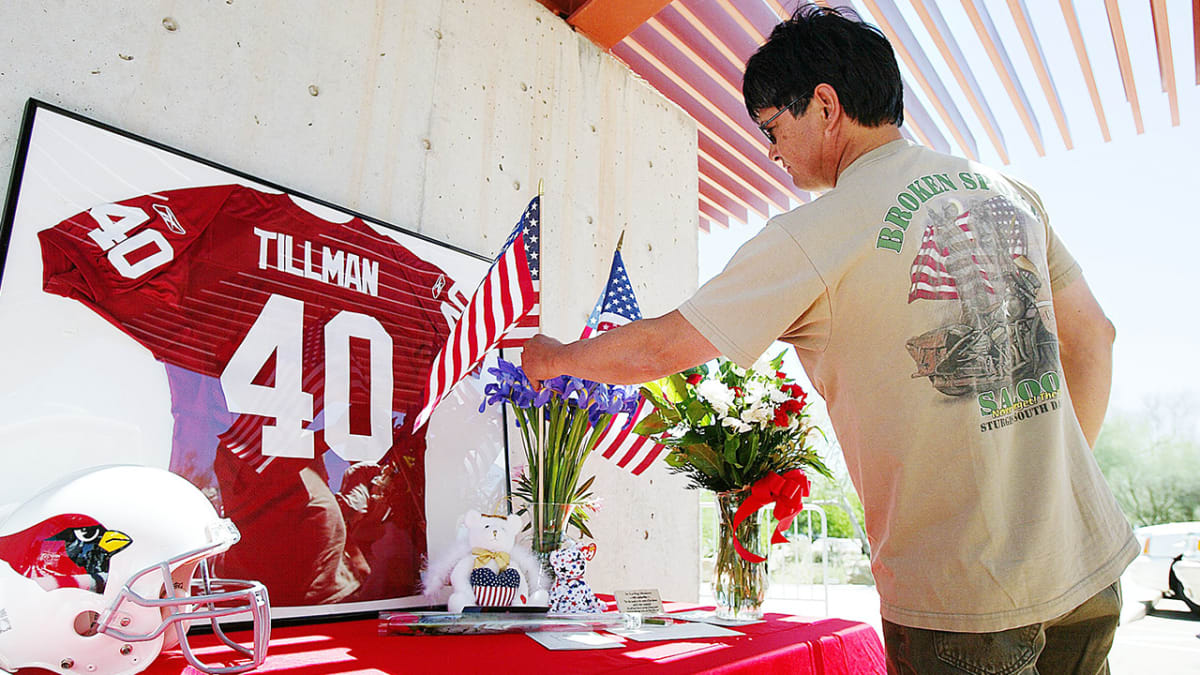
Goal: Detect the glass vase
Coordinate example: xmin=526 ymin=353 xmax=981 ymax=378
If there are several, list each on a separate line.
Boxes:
xmin=713 ymin=489 xmax=768 ymax=620
xmin=526 ymin=500 xmax=575 ymax=556
xmin=522 ymin=500 xmax=575 ymax=586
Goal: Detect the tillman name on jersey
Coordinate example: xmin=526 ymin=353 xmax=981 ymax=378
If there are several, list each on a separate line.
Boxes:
xmin=253 ymin=227 xmax=379 ymax=297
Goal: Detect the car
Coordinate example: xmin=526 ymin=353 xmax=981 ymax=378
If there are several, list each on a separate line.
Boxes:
xmin=1125 ymin=522 xmax=1200 ymax=614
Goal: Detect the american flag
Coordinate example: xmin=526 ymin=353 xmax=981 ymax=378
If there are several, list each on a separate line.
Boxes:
xmin=908 ymin=213 xmax=965 ymax=302
xmin=908 ymin=198 xmax=1028 ymax=304
xmin=413 ymin=196 xmax=541 ymax=429
xmin=580 ymin=248 xmax=667 ymax=476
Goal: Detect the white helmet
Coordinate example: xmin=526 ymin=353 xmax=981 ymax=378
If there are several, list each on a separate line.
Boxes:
xmin=0 ymin=465 xmax=269 ymax=675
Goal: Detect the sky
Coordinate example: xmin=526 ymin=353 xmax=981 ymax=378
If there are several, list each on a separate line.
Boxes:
xmin=697 ymin=0 xmax=1199 ymax=418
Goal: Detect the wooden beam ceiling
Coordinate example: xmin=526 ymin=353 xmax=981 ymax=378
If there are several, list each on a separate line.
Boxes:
xmin=536 ymin=0 xmax=1198 ymax=232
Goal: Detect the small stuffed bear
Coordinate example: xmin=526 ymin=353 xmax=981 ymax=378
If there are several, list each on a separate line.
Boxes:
xmin=548 ymin=540 xmax=606 ymax=614
xmin=428 ymin=510 xmax=547 ymax=613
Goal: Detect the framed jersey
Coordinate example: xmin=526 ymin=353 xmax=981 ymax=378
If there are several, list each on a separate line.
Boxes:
xmin=0 ymin=99 xmax=512 ymax=619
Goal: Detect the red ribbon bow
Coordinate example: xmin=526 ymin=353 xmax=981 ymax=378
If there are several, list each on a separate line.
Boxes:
xmin=730 ymin=470 xmax=810 ymax=563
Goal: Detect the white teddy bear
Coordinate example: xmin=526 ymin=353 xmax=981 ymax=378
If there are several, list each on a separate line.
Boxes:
xmin=422 ymin=510 xmax=548 ymax=612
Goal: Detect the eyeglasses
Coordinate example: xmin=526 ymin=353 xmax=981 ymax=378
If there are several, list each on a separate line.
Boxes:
xmin=757 ymin=97 xmax=802 ymax=145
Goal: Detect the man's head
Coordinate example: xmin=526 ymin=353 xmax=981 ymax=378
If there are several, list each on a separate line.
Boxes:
xmin=743 ymin=4 xmax=903 ymax=129
xmin=743 ymin=5 xmax=904 ymax=190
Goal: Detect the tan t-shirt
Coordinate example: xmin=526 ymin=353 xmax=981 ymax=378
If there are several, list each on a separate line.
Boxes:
xmin=679 ymin=139 xmax=1137 ymax=632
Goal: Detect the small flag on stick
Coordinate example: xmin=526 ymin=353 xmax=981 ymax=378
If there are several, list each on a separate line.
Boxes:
xmin=413 ymin=196 xmax=541 ymax=429
xmin=580 ymin=237 xmax=668 ymax=475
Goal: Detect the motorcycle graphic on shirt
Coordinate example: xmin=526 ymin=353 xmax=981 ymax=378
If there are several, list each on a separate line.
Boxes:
xmin=904 ymin=195 xmax=1058 ymax=398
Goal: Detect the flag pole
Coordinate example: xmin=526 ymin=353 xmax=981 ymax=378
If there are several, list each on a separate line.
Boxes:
xmin=535 ymin=179 xmax=546 ymax=552
xmin=616 ymin=230 xmax=625 ymax=252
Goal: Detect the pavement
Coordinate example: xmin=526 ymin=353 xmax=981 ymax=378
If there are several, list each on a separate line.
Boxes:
xmin=702 ymin=576 xmax=1200 ymax=674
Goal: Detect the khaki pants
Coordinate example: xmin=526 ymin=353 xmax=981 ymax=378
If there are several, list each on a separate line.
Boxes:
xmin=883 ymin=581 xmax=1122 ymax=675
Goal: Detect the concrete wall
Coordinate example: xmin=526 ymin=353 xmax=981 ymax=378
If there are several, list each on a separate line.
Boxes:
xmin=0 ymin=1 xmax=699 ymax=599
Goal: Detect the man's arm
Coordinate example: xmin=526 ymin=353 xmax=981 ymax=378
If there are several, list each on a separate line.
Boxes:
xmin=521 ymin=310 xmax=721 ymax=387
xmin=1052 ymin=275 xmax=1116 ymax=448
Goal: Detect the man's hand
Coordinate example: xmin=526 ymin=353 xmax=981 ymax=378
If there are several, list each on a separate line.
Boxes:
xmin=521 ymin=334 xmax=565 ymax=390
xmin=517 ymin=312 xmax=720 ymax=388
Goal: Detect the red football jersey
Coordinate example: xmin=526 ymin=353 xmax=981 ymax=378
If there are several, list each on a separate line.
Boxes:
xmin=38 ymin=183 xmax=455 ymax=603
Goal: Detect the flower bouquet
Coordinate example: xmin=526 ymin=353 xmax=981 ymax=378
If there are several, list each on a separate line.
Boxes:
xmin=633 ymin=352 xmax=830 ymax=619
xmin=480 ymin=358 xmax=639 ymax=565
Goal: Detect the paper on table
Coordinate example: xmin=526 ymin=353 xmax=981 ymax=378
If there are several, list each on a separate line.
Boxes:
xmin=667 ymin=610 xmax=767 ymax=626
xmin=608 ymin=621 xmax=742 ymax=642
xmin=527 ymin=631 xmax=624 ymax=650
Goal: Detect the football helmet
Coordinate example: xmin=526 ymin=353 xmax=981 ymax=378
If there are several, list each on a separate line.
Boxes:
xmin=0 ymin=465 xmax=269 ymax=675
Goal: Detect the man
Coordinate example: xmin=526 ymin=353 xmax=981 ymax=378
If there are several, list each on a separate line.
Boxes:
xmin=522 ymin=5 xmax=1136 ymax=673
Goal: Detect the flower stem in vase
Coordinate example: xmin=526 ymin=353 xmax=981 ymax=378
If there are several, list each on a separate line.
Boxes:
xmin=713 ymin=489 xmax=768 ymax=621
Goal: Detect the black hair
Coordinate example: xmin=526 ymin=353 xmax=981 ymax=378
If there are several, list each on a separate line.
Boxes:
xmin=743 ymin=3 xmax=904 ymax=128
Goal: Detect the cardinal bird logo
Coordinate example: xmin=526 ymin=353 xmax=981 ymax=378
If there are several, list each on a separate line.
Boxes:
xmin=0 ymin=513 xmax=133 ymax=593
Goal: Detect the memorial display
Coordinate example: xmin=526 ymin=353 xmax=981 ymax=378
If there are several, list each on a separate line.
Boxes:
xmin=0 ymin=102 xmax=876 ymax=675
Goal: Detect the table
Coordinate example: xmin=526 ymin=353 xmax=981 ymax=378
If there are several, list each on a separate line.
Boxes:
xmin=143 ymin=600 xmax=886 ymax=675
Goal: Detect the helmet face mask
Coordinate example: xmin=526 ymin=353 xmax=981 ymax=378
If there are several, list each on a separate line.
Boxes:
xmin=0 ymin=465 xmax=270 ymax=675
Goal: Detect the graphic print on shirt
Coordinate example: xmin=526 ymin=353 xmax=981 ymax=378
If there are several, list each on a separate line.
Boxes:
xmin=901 ymin=191 xmax=1062 ymax=429
xmin=37 ymin=184 xmax=464 ymax=605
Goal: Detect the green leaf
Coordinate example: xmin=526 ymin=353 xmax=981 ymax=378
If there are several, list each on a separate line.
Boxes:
xmin=575 ymin=520 xmax=594 ymax=539
xmin=633 ymin=411 xmax=671 ymax=436
xmin=661 ymin=373 xmax=689 ymax=403
xmin=639 ymin=384 xmax=682 ymax=424
xmin=769 ymin=350 xmax=787 ymax=372
xmin=723 ymin=431 xmax=741 ymax=466
xmin=574 ymin=474 xmax=596 ymax=496
xmin=678 ymin=443 xmax=723 ymax=477
xmin=639 ymin=381 xmax=669 ymax=408
xmin=745 ymin=430 xmax=759 ymax=470
xmin=684 ymin=399 xmax=709 ymax=425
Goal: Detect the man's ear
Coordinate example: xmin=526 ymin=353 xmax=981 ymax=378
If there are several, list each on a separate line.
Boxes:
xmin=812 ymin=83 xmax=840 ymax=124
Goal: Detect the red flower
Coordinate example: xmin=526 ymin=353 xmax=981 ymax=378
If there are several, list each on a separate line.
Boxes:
xmin=784 ymin=384 xmax=807 ymax=400
xmin=733 ymin=386 xmax=744 ymax=398
xmin=776 ymin=371 xmax=787 ymax=380
xmin=781 ymin=399 xmax=804 ymax=415
xmin=773 ymin=410 xmax=790 ymax=427
xmin=686 ymin=373 xmax=703 ymax=386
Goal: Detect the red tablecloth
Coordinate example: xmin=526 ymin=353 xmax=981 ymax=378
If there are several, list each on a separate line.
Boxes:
xmin=144 ymin=600 xmax=886 ymax=675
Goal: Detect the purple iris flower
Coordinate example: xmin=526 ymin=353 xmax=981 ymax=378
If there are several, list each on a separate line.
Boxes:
xmin=479 ymin=358 xmax=637 ymax=425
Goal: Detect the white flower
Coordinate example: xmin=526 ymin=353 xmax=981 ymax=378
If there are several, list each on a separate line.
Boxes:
xmin=750 ymin=354 xmax=773 ymax=375
xmin=668 ymin=422 xmax=692 ymax=437
xmin=768 ymin=386 xmax=790 ymax=403
xmin=696 ymin=379 xmax=734 ymax=417
xmin=729 ymin=363 xmax=746 ymax=378
xmin=740 ymin=404 xmax=773 ymax=426
xmin=721 ymin=416 xmax=752 ymax=433
xmin=744 ymin=379 xmax=770 ymax=402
